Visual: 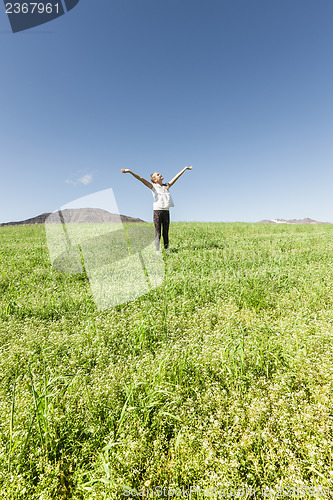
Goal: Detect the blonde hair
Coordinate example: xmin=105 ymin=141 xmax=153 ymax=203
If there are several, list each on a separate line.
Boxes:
xmin=150 ymin=172 xmax=158 ymax=183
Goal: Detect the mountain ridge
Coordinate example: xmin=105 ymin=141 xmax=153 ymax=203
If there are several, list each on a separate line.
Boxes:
xmin=0 ymin=209 xmax=146 ymax=226
xmin=258 ymin=218 xmax=331 ymax=225
xmin=1 ymin=212 xmax=331 ymax=226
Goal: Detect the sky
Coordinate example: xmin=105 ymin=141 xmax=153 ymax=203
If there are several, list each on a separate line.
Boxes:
xmin=1 ymin=0 xmax=333 ymax=223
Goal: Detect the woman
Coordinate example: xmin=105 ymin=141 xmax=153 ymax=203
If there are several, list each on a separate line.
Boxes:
xmin=121 ymin=166 xmax=192 ymax=251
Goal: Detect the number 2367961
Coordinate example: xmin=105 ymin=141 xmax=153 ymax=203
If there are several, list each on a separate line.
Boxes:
xmin=5 ymin=3 xmax=60 ymax=14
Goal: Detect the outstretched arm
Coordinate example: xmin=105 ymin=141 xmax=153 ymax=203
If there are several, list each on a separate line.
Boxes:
xmin=121 ymin=169 xmax=152 ymax=189
xmin=167 ymin=166 xmax=192 ymax=188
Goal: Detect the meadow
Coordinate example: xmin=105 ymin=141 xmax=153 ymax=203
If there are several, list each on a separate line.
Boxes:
xmin=0 ymin=222 xmax=332 ymax=499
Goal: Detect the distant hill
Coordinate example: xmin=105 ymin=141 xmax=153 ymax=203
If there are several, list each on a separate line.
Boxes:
xmin=2 ymin=212 xmax=331 ymax=226
xmin=0 ymin=208 xmax=146 ymax=227
xmin=258 ymin=218 xmax=331 ymax=225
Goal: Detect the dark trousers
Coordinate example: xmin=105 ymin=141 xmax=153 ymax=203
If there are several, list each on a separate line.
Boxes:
xmin=153 ymin=210 xmax=170 ymax=250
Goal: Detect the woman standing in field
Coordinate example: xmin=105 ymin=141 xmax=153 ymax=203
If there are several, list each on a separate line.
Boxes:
xmin=121 ymin=166 xmax=192 ymax=252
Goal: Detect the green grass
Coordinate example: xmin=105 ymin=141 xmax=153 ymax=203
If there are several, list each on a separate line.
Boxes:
xmin=0 ymin=222 xmax=333 ymax=498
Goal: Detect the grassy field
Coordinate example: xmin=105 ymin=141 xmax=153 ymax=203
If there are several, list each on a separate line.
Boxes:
xmin=0 ymin=222 xmax=332 ymax=499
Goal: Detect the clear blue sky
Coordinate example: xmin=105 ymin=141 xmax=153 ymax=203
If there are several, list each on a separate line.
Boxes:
xmin=1 ymin=0 xmax=333 ymax=223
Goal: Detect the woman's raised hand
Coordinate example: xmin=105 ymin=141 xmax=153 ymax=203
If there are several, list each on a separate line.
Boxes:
xmin=186 ymin=166 xmax=193 ymax=170
xmin=121 ymin=169 xmax=130 ymax=173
